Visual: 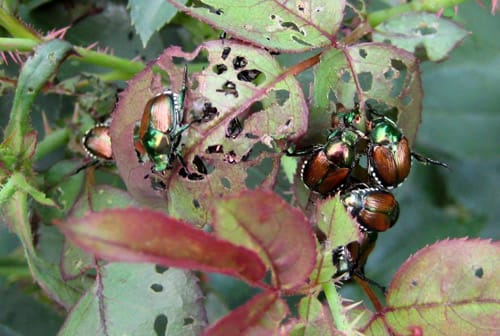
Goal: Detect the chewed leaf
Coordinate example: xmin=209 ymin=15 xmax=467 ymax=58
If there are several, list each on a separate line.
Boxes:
xmin=169 ymin=0 xmax=346 ymax=52
xmin=313 ymin=43 xmax=422 ymax=145
xmin=58 ymin=263 xmax=206 ymax=335
xmin=111 ymin=41 xmax=307 ymax=226
xmin=55 ymin=208 xmax=266 ymax=285
xmin=373 ymin=13 xmax=469 ymax=62
xmin=211 ymin=189 xmax=316 ymax=291
xmin=204 ymin=290 xmax=288 ymax=335
xmin=363 ymin=239 xmax=500 ymax=335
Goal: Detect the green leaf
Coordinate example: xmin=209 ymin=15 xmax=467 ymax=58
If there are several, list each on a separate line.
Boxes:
xmin=312 ymin=43 xmax=422 ymax=144
xmin=169 ymin=0 xmax=346 ymax=52
xmin=58 ymin=263 xmax=206 ymax=336
xmin=129 ymin=0 xmax=187 ymax=47
xmin=373 ymin=12 xmax=469 ymax=62
xmin=364 ymin=239 xmax=500 ymax=335
xmin=3 ymin=39 xmax=72 ymax=156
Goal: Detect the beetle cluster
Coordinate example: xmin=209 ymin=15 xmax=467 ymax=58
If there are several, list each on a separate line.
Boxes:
xmin=289 ymin=104 xmax=447 ymax=283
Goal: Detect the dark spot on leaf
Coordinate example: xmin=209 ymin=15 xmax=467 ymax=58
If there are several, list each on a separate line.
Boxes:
xmin=193 ymin=199 xmax=200 ymax=208
xmin=183 ymin=317 xmax=194 ymax=326
xmin=415 ymin=25 xmax=436 ymax=35
xmin=127 ymin=31 xmax=134 ymax=40
xmin=221 ymin=47 xmax=231 ymax=60
xmin=358 ymin=72 xmax=373 ymax=91
xmin=285 ymin=119 xmax=292 ymax=126
xmin=475 ymin=267 xmax=484 ymax=278
xmin=214 ymin=64 xmax=227 ymax=74
xmin=315 ymin=7 xmax=322 ymax=12
xmin=226 ymin=118 xmax=242 ymax=138
xmin=359 ymin=48 xmax=367 ymax=58
xmin=216 ymin=81 xmax=238 ymax=97
xmin=276 ymin=89 xmax=290 ymax=106
xmin=193 ymin=155 xmax=207 ymax=174
xmin=154 ymin=314 xmax=168 ymax=336
xmin=150 ymin=283 xmax=163 ymax=292
xmin=233 ymin=56 xmax=247 ymax=70
xmin=298 ymin=3 xmax=305 ymax=11
xmin=214 ymin=8 xmax=224 ymax=15
xmin=221 ymin=177 xmax=231 ymax=188
xmin=155 ymin=265 xmax=169 ymax=273
xmin=27 ymin=87 xmax=35 ymax=94
xmin=237 ymin=69 xmax=262 ymax=83
xmin=291 ymin=35 xmax=313 ymax=46
xmin=270 ymin=14 xmax=276 ymax=19
xmin=411 ymin=280 xmax=418 ymax=287
xmin=265 ymin=36 xmax=271 ymax=41
xmin=207 ymin=144 xmax=224 ymax=154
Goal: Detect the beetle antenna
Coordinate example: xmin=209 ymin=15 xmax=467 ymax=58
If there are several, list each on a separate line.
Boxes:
xmin=411 ymin=152 xmax=449 ymax=169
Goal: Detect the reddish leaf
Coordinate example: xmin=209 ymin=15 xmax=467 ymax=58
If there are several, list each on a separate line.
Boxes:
xmin=211 ymin=189 xmax=316 ymax=291
xmin=204 ymin=290 xmax=288 ymax=336
xmin=55 ymin=208 xmax=266 ymax=284
xmin=362 ymin=239 xmax=500 ymax=335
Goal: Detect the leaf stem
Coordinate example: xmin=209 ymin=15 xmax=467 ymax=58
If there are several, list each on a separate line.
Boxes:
xmin=368 ymin=0 xmax=468 ymax=27
xmin=322 ymin=281 xmax=349 ymax=331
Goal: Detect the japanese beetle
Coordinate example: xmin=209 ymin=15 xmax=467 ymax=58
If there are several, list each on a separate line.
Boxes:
xmin=298 ymin=128 xmax=360 ymax=195
xmin=82 ymin=122 xmax=113 ymax=162
xmin=138 ymin=66 xmax=190 ymax=174
xmin=340 ymin=186 xmax=399 ymax=232
xmin=333 ymin=231 xmax=378 ymax=281
xmin=368 ymin=115 xmax=448 ymax=189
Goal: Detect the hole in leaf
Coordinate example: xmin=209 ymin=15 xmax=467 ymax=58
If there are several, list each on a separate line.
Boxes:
xmin=275 ymin=90 xmax=290 ymax=106
xmin=389 ymin=59 xmax=407 ymax=98
xmin=193 ymin=199 xmax=200 ymax=208
xmin=340 ymin=70 xmax=351 ymax=83
xmin=291 ymin=35 xmax=312 ymax=46
xmin=207 ymin=144 xmax=224 ymax=154
xmin=415 ymin=25 xmax=437 ymax=35
xmin=282 ymin=21 xmax=302 ymax=33
xmin=213 ymin=64 xmax=227 ymax=75
xmin=154 ymin=314 xmax=168 ymax=336
xmin=150 ymin=283 xmax=163 ymax=292
xmin=233 ymin=56 xmax=247 ymax=70
xmin=216 ymin=81 xmax=238 ymax=97
xmin=315 ymin=7 xmax=322 ymax=12
xmin=475 ymin=267 xmax=484 ymax=278
xmin=402 ymin=95 xmax=412 ymax=106
xmin=411 ymin=280 xmax=418 ymax=287
xmin=183 ymin=317 xmax=194 ymax=326
xmin=359 ymin=48 xmax=367 ymax=58
xmin=265 ymin=36 xmax=271 ymax=41
xmin=193 ymin=155 xmax=208 ymax=175
xmin=199 ymin=102 xmax=218 ymax=122
xmin=220 ymin=177 xmax=231 ymax=189
xmin=226 ymin=118 xmax=243 ymax=138
xmin=384 ymin=68 xmax=394 ymax=79
xmin=155 ymin=265 xmax=169 ymax=273
xmin=358 ymin=72 xmax=373 ymax=92
xmin=297 ymin=2 xmax=305 ymax=11
xmin=245 ymin=133 xmax=259 ymax=139
xmin=246 ymin=156 xmax=273 ymax=188
xmin=237 ymin=70 xmax=263 ymax=84
xmin=270 ymin=14 xmax=276 ymax=19
xmin=221 ymin=47 xmax=231 ymax=60
xmin=225 ymin=151 xmax=237 ymax=164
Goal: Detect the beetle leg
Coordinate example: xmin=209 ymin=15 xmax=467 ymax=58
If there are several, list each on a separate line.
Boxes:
xmin=411 ymin=152 xmax=449 ymax=169
xmin=285 ymin=144 xmax=323 ymax=157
